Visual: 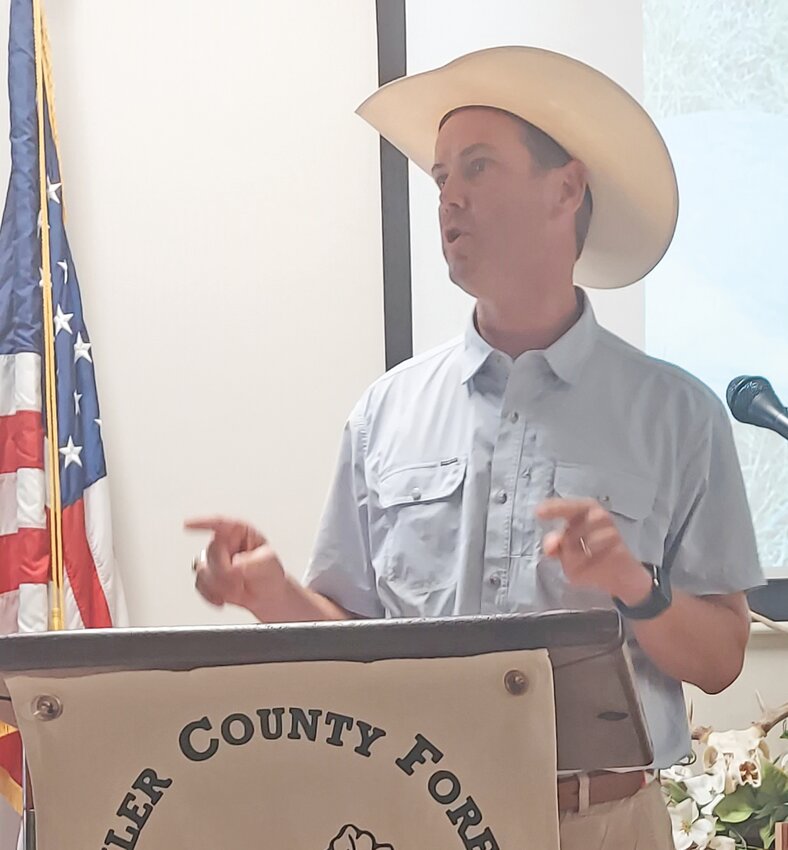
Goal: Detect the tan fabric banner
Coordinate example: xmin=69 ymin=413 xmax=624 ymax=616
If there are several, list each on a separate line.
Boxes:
xmin=9 ymin=649 xmax=559 ymax=849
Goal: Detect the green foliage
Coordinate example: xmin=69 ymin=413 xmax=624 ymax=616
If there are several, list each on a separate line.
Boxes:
xmin=671 ymin=760 xmax=788 ymax=848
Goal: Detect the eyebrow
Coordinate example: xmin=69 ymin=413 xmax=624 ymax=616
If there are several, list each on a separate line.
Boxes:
xmin=431 ymin=143 xmax=496 ymax=176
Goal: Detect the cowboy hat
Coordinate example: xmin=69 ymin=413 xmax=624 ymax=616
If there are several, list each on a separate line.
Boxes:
xmin=356 ymin=46 xmax=679 ymax=289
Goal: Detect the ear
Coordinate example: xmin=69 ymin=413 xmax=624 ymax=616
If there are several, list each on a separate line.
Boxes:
xmin=555 ymin=159 xmax=588 ymax=217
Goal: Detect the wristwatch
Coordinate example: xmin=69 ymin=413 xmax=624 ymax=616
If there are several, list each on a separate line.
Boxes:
xmin=613 ymin=563 xmax=672 ymax=620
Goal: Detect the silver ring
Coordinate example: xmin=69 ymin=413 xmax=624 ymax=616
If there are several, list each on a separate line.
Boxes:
xmin=191 ymin=548 xmax=207 ymax=573
xmin=579 ymin=536 xmax=592 ymax=558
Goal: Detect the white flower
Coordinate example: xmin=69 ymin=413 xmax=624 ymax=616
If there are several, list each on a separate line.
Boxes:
xmin=669 ymin=798 xmax=717 ymax=850
xmin=662 ymin=764 xmax=694 ymax=783
xmin=709 ymin=838 xmax=736 ymax=850
xmin=683 ymin=766 xmax=726 ymax=814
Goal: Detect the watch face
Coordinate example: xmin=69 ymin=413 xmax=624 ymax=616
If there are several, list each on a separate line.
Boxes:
xmin=615 ymin=564 xmax=671 ymax=620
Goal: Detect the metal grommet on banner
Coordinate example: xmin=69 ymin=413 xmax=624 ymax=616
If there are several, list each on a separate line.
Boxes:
xmin=504 ymin=670 xmax=529 ymax=696
xmin=32 ymin=694 xmax=62 ymax=722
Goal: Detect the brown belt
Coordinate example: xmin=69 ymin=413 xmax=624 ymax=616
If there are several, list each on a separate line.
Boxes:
xmin=557 ymin=770 xmax=648 ymax=813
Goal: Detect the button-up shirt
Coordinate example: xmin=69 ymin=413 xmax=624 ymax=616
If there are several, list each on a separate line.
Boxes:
xmin=304 ymin=290 xmax=764 ymax=768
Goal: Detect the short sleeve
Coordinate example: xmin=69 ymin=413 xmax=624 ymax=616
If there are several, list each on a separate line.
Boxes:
xmin=665 ymin=401 xmax=765 ymax=596
xmin=302 ymin=408 xmax=385 ymax=618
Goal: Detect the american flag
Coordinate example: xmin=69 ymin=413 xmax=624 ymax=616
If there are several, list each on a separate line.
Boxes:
xmin=0 ymin=0 xmax=127 ymax=843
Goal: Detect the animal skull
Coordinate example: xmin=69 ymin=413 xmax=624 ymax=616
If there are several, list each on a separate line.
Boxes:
xmin=702 ymin=727 xmax=770 ymax=794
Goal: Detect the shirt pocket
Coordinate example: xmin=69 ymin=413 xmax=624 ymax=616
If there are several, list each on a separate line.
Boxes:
xmin=552 ymin=462 xmax=660 ymax=563
xmin=377 ymin=457 xmax=467 ymax=591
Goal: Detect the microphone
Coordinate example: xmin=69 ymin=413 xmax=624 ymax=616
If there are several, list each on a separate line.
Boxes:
xmin=726 ymin=375 xmax=788 ymax=441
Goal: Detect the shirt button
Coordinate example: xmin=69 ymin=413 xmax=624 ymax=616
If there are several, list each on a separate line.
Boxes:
xmin=411 ymin=488 xmax=422 ymax=501
xmin=489 ymin=574 xmax=502 ymax=587
xmin=599 ymin=494 xmax=611 ymax=506
xmin=510 ymin=411 xmax=520 ymax=424
xmin=495 ymin=490 xmax=508 ymax=504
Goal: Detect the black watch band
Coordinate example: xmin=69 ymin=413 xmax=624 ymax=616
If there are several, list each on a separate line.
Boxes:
xmin=613 ymin=563 xmax=672 ymax=620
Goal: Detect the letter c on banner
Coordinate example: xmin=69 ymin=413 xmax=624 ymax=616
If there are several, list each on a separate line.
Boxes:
xmin=179 ymin=716 xmax=220 ymax=762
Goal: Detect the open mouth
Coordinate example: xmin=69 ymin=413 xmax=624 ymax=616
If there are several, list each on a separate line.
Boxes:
xmin=446 ymin=228 xmax=463 ymax=244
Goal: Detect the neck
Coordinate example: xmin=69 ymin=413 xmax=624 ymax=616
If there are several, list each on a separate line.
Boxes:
xmin=474 ymin=281 xmax=582 ymax=359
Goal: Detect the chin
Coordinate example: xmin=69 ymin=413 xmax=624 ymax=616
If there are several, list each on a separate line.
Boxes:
xmin=447 ymin=263 xmax=484 ymax=299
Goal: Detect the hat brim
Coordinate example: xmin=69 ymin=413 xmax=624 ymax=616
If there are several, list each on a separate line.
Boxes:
xmin=356 ymin=46 xmax=679 ymax=290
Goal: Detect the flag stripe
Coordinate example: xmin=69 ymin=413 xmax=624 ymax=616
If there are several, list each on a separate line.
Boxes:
xmin=0 ymin=475 xmax=15 ymax=534
xmin=0 ymin=781 xmax=22 ymax=833
xmin=62 ymin=497 xmax=111 ymax=628
xmin=14 ymin=467 xmax=46 ymax=530
xmin=0 ymin=527 xmax=49 ymax=593
xmin=0 ymin=589 xmax=19 ymax=635
xmin=0 ymin=765 xmax=21 ymax=816
xmin=17 ymin=582 xmax=47 ymax=632
xmin=0 ymin=469 xmax=45 ymax=535
xmin=0 ymin=733 xmax=22 ymax=790
xmin=0 ymin=726 xmax=22 ymax=821
xmin=0 ymin=353 xmax=41 ymax=416
xmin=62 ymin=573 xmax=84 ymax=629
xmin=83 ymin=476 xmax=126 ymax=626
xmin=0 ymin=411 xmax=45 ymax=474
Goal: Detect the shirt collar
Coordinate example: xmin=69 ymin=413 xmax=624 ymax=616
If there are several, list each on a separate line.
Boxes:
xmin=460 ymin=314 xmax=496 ymax=384
xmin=460 ymin=288 xmax=599 ymax=386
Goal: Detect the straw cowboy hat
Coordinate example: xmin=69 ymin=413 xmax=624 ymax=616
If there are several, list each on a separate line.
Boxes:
xmin=356 ymin=46 xmax=679 ymax=289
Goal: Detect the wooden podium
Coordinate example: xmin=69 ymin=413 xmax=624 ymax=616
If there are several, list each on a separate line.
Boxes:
xmin=0 ymin=610 xmax=653 ymax=850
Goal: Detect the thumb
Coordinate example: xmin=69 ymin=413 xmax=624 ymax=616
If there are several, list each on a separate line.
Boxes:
xmin=231 ymin=547 xmax=265 ymax=569
xmin=206 ymin=537 xmax=234 ymax=577
xmin=231 ymin=544 xmax=285 ymax=589
xmin=231 ymin=544 xmax=280 ymax=572
xmin=543 ymin=530 xmax=563 ymax=557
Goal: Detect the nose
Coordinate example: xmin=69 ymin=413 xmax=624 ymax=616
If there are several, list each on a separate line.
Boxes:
xmin=439 ymin=172 xmax=467 ymax=214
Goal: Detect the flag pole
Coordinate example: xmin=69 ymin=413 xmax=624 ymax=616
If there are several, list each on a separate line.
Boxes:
xmin=31 ymin=0 xmax=65 ymax=631
xmin=40 ymin=11 xmax=65 ymax=222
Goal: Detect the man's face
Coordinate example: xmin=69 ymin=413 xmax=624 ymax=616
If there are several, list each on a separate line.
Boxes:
xmin=432 ymin=108 xmax=561 ymax=296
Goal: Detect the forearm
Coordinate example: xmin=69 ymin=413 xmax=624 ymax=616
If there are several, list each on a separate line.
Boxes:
xmin=248 ymin=575 xmax=355 ymax=624
xmin=536 ymin=498 xmax=753 ymax=695
xmin=620 ymin=577 xmax=750 ymax=693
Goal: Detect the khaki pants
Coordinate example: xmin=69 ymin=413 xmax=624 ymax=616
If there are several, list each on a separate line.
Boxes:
xmin=559 ymin=780 xmax=674 ymax=850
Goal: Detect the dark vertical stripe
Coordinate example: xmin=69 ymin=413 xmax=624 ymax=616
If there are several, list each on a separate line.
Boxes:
xmin=375 ymin=0 xmax=412 ymax=369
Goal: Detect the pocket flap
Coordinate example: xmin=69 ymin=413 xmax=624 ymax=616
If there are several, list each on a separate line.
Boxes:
xmin=379 ymin=458 xmax=467 ymax=509
xmin=553 ymin=463 xmax=656 ymax=520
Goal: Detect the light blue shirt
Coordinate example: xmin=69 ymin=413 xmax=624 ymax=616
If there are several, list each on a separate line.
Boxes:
xmin=304 ymin=290 xmax=764 ymax=768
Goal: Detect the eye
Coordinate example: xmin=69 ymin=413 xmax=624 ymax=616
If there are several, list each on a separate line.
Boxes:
xmin=468 ymin=158 xmax=488 ymax=175
xmin=435 ymin=174 xmax=447 ymax=190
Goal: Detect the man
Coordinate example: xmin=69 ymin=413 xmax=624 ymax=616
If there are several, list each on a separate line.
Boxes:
xmin=187 ymin=47 xmax=764 ymax=848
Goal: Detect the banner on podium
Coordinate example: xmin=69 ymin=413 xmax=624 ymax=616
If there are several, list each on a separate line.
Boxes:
xmin=9 ymin=649 xmax=559 ymax=849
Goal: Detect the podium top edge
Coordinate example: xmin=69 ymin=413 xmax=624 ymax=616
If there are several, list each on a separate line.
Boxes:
xmin=0 ymin=610 xmax=623 ymax=674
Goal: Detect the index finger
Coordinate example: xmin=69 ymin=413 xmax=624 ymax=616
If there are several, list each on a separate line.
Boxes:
xmin=184 ymin=517 xmax=268 ymax=554
xmin=185 ymin=516 xmax=237 ymax=531
xmin=184 ymin=516 xmax=248 ymax=543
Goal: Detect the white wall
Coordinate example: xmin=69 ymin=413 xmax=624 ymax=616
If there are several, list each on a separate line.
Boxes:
xmin=0 ymin=0 xmax=384 ymax=626
xmin=689 ymin=628 xmax=788 ymax=755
